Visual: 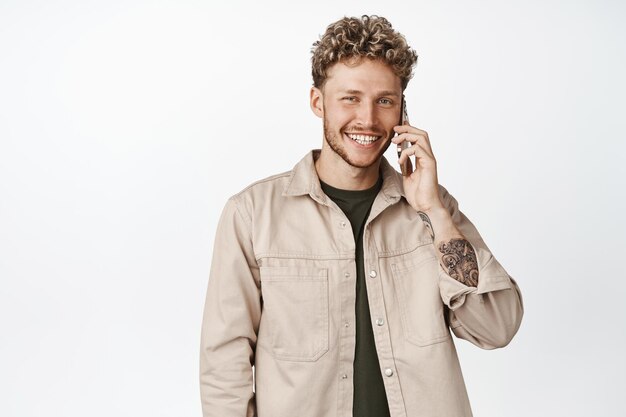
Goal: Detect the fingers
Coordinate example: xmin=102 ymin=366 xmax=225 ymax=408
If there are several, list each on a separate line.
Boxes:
xmin=393 ymin=131 xmax=434 ymax=157
xmin=398 ymin=141 xmax=436 ymax=167
xmin=393 ymin=124 xmax=429 ymax=138
xmin=391 ymin=131 xmax=428 ymax=145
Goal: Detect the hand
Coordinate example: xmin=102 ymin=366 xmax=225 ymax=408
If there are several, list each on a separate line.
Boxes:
xmin=391 ymin=123 xmax=445 ymax=212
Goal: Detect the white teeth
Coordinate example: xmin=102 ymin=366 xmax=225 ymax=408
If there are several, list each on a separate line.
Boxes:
xmin=347 ymin=133 xmax=380 ymax=145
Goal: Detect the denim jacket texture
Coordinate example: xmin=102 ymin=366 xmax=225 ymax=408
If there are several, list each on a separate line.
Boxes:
xmin=200 ymin=149 xmax=524 ymax=417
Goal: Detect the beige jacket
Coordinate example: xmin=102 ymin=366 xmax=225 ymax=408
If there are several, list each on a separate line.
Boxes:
xmin=199 ymin=150 xmax=524 ymax=417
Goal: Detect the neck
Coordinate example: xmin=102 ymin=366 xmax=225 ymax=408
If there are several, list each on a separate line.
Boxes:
xmin=314 ymin=146 xmax=381 ymax=190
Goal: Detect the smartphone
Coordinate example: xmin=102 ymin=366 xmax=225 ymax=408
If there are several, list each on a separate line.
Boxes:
xmin=397 ymin=95 xmax=413 ymax=176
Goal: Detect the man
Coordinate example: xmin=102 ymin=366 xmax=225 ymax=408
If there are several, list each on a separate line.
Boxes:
xmin=200 ymin=15 xmax=523 ymax=417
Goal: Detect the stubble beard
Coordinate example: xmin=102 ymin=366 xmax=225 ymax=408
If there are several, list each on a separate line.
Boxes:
xmin=322 ymin=117 xmax=392 ymax=169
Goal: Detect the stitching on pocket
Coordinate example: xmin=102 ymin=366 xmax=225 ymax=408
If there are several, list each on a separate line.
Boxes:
xmin=259 ymin=266 xmax=329 ymax=361
xmin=391 ymin=261 xmax=451 ymax=347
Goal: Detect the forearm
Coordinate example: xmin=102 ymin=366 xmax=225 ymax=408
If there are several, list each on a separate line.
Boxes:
xmin=418 ymin=206 xmax=479 ymax=287
xmin=421 ymin=186 xmax=523 ymax=348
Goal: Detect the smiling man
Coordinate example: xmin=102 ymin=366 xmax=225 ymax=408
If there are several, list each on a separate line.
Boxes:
xmin=200 ymin=15 xmax=524 ymax=417
xmin=313 ymin=58 xmax=401 ymax=188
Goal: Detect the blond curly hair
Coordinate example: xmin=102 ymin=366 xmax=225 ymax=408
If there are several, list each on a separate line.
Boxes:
xmin=311 ymin=15 xmax=418 ymax=91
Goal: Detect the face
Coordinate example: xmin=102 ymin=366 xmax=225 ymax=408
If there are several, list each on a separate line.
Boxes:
xmin=310 ymin=58 xmax=403 ymax=169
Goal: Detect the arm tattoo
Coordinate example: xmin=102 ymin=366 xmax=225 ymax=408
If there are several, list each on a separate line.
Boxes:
xmin=438 ymin=238 xmax=479 ymax=287
xmin=416 ymin=211 xmax=435 ymax=240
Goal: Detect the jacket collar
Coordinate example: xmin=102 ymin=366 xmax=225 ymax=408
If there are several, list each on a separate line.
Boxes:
xmin=282 ymin=149 xmax=405 ymax=205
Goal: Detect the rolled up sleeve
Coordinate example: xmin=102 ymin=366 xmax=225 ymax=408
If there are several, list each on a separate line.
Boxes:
xmin=437 ymin=186 xmax=524 ymax=349
xmin=199 ymin=196 xmax=260 ymax=417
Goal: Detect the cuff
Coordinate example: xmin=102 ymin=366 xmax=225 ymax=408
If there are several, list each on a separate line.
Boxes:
xmin=439 ymin=251 xmax=513 ymax=310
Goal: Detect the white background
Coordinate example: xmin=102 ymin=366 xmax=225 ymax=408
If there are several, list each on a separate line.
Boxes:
xmin=1 ymin=0 xmax=625 ymax=416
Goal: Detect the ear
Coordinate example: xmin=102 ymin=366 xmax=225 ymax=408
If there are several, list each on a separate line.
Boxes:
xmin=310 ymin=86 xmax=324 ymax=118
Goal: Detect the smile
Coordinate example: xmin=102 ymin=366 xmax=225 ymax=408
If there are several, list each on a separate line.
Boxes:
xmin=346 ymin=133 xmax=381 ymax=145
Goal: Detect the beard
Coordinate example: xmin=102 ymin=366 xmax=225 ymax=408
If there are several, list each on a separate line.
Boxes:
xmin=323 ymin=117 xmax=393 ymax=169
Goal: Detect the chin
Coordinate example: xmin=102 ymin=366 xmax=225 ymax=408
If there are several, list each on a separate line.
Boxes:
xmin=342 ymin=136 xmax=391 ymax=169
xmin=323 ymin=121 xmax=391 ymax=169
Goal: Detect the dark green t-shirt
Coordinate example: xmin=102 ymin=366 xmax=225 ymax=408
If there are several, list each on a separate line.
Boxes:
xmin=320 ymin=175 xmax=390 ymax=417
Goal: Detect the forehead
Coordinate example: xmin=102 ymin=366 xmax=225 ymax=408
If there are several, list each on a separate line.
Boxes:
xmin=324 ymin=58 xmax=401 ymax=94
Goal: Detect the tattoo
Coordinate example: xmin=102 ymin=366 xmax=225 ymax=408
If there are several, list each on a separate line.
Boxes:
xmin=438 ymin=238 xmax=479 ymax=287
xmin=417 ymin=211 xmax=435 ymax=240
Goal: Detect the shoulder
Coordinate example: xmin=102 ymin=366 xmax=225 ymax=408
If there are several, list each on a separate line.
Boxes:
xmin=231 ymin=169 xmax=292 ymax=200
xmin=225 ymin=169 xmax=293 ymax=221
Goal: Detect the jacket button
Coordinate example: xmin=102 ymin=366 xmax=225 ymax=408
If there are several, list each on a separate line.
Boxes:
xmin=344 ymin=272 xmax=350 ymax=278
xmin=384 ymin=368 xmax=393 ymax=377
xmin=376 ymin=318 xmax=384 ymax=326
xmin=340 ymin=221 xmax=347 ymax=228
xmin=341 ymin=374 xmax=348 ymax=379
xmin=369 ymin=270 xmax=377 ymax=278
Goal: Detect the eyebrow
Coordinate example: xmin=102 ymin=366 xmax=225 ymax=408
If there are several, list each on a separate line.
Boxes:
xmin=341 ymin=89 xmax=400 ymax=97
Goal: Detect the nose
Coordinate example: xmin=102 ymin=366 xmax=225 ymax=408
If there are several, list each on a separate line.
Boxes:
xmin=355 ymin=101 xmax=377 ymax=127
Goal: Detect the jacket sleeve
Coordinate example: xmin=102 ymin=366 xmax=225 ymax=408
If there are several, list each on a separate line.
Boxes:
xmin=437 ymin=185 xmax=524 ymax=350
xmin=199 ymin=196 xmax=261 ymax=417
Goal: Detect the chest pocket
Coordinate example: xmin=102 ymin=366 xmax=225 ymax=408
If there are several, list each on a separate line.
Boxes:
xmin=391 ymin=255 xmax=451 ymax=346
xmin=259 ymin=266 xmax=329 ymax=361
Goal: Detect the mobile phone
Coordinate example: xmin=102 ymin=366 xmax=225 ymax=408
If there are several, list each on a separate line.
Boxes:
xmin=397 ymin=95 xmax=413 ymax=176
